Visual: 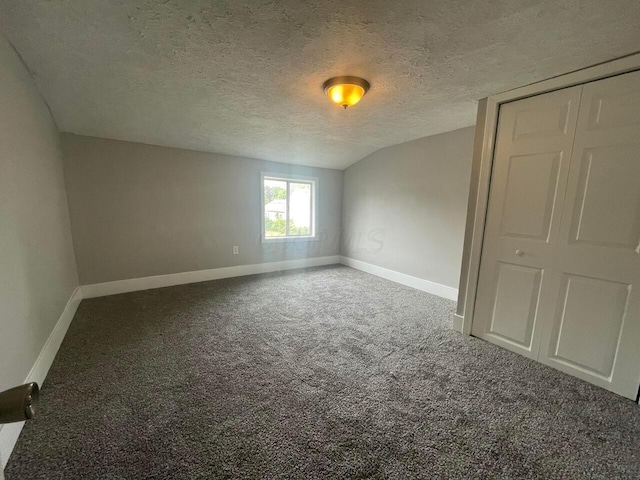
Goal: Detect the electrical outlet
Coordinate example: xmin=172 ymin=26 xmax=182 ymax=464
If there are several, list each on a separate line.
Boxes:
xmin=233 ymin=246 xmax=239 ymax=255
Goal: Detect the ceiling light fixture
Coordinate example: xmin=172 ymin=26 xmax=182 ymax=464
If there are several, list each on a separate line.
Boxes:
xmin=322 ymin=76 xmax=370 ymax=109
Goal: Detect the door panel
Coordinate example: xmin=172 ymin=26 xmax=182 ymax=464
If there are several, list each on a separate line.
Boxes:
xmin=488 ymin=263 xmax=543 ymax=348
xmin=569 ymin=145 xmax=640 ymax=250
xmin=585 ymin=89 xmax=640 ymax=131
xmin=549 ymin=274 xmax=630 ymax=377
xmin=500 ymin=152 xmax=562 ymax=241
xmin=512 ymin=101 xmax=573 ymax=140
xmin=472 ymin=86 xmax=582 ymax=359
xmin=537 ymin=70 xmax=640 ymax=399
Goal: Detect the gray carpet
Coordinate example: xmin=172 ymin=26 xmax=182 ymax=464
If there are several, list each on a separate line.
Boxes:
xmin=6 ymin=265 xmax=640 ymax=479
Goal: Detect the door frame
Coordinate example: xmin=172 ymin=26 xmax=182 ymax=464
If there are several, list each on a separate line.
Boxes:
xmin=454 ymin=52 xmax=640 ymax=336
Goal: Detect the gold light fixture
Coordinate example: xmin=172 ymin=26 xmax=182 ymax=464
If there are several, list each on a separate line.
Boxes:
xmin=323 ymin=76 xmax=370 ymax=109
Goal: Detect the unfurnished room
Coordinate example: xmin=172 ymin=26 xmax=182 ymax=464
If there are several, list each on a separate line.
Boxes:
xmin=1 ymin=1 xmax=639 ymax=479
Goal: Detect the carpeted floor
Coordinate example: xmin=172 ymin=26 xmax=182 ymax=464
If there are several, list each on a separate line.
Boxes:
xmin=5 ymin=265 xmax=640 ymax=479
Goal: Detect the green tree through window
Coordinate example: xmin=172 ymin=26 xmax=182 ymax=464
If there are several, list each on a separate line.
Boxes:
xmin=263 ymin=175 xmax=315 ymax=239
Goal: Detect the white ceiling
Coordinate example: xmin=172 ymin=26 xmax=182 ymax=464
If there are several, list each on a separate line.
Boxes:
xmin=1 ymin=1 xmax=639 ymax=169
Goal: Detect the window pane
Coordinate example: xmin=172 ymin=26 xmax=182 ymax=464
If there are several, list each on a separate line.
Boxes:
xmin=264 ymin=179 xmax=287 ymax=237
xmin=288 ymin=182 xmax=311 ymax=236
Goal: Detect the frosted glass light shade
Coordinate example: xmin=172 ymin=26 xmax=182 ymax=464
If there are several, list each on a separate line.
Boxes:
xmin=322 ymin=76 xmax=370 ymax=109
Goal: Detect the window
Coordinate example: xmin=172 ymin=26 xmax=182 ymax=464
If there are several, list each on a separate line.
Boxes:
xmin=261 ymin=173 xmax=317 ymax=241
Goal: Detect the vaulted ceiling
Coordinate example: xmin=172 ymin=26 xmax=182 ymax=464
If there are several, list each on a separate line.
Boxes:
xmin=1 ymin=1 xmax=639 ymax=169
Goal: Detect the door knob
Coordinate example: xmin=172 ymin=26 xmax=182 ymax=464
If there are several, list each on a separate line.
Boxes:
xmin=0 ymin=382 xmax=39 ymax=424
xmin=515 ymin=249 xmax=525 ymax=256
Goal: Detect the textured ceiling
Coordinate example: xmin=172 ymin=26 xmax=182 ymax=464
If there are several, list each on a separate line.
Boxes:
xmin=1 ymin=1 xmax=639 ymax=169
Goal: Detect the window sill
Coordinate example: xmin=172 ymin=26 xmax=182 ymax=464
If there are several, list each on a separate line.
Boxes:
xmin=261 ymin=236 xmax=319 ymax=244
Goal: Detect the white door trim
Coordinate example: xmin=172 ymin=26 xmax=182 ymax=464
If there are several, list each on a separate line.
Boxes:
xmin=455 ymin=52 xmax=640 ymax=336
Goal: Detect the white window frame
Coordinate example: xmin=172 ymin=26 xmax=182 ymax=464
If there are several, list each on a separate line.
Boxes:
xmin=261 ymin=172 xmax=318 ymax=242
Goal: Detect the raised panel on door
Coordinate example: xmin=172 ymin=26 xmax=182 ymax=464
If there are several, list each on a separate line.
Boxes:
xmin=486 ymin=263 xmax=543 ymax=349
xmin=584 ymin=85 xmax=640 ymax=132
xmin=472 ymin=86 xmax=582 ymax=359
xmin=547 ymin=274 xmax=630 ymax=377
xmin=500 ymin=152 xmax=562 ymax=241
xmin=569 ymin=144 xmax=640 ymax=251
xmin=511 ymin=98 xmax=574 ymax=141
xmin=538 ymin=69 xmax=640 ymax=399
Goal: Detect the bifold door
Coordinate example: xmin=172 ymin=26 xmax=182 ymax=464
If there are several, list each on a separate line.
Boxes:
xmin=472 ymin=70 xmax=640 ymax=400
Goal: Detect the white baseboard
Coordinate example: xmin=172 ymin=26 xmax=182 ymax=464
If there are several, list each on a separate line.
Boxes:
xmin=339 ymin=256 xmax=459 ymax=301
xmin=0 ymin=286 xmax=83 ymax=470
xmin=452 ymin=313 xmax=464 ymax=332
xmin=81 ymin=256 xmax=341 ymax=299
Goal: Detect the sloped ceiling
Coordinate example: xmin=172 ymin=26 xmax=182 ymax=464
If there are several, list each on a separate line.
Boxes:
xmin=1 ymin=0 xmax=639 ymax=169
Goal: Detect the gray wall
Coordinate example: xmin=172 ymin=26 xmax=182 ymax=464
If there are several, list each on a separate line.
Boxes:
xmin=341 ymin=126 xmax=474 ymax=290
xmin=62 ymin=134 xmax=342 ymax=285
xmin=0 ymin=37 xmax=78 ymax=391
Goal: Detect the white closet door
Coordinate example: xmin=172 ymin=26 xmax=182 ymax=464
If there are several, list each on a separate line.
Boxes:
xmin=537 ymin=70 xmax=640 ymax=399
xmin=472 ymin=86 xmax=582 ymax=359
